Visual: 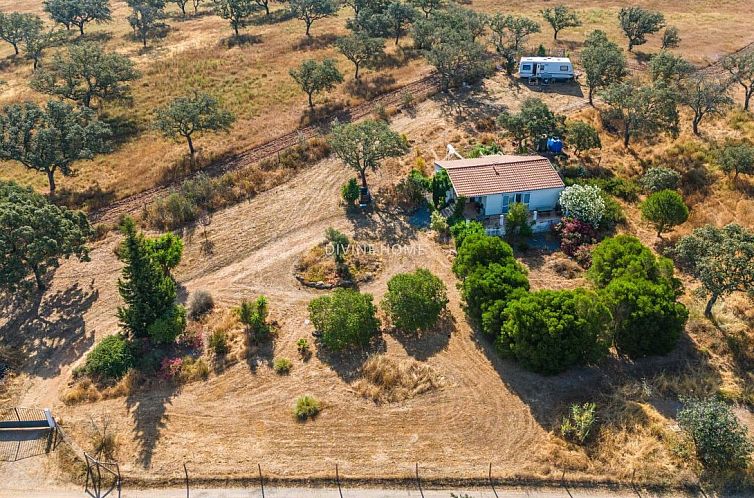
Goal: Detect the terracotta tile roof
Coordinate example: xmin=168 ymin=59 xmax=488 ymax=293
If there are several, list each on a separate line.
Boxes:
xmin=435 ymin=155 xmax=564 ymax=197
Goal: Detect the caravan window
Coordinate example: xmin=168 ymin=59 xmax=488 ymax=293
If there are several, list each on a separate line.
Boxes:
xmin=521 ymin=64 xmax=531 ymax=71
xmin=560 ymin=65 xmax=570 ymax=71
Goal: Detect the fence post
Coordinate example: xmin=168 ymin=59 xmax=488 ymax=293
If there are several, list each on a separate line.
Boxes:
xmin=336 ymin=463 xmax=343 ymax=498
xmin=184 ymin=463 xmax=190 ymax=498
xmin=415 ymin=463 xmax=424 ymax=498
xmin=488 ymin=462 xmax=499 ymax=498
xmin=258 ymin=463 xmax=265 ymax=498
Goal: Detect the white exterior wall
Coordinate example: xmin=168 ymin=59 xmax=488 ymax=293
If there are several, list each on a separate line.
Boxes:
xmin=481 ymin=187 xmax=562 ymax=217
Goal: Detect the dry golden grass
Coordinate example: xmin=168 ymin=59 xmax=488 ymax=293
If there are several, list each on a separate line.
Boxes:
xmin=351 ymin=354 xmax=444 ymax=404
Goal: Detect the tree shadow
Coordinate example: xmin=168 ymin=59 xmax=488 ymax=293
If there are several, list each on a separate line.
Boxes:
xmin=345 ymin=74 xmax=398 ymax=100
xmin=315 ymin=334 xmax=387 ymax=382
xmin=220 ymin=33 xmax=263 ymax=48
xmin=526 ymin=80 xmax=585 ymax=99
xmin=0 ymin=283 xmax=98 ymax=379
xmin=434 ymin=89 xmax=506 ymax=134
xmin=78 ymin=31 xmax=113 ymax=44
xmin=299 ymin=101 xmax=348 ymax=127
xmin=346 ymin=206 xmax=419 ymax=246
xmin=125 ymin=380 xmax=180 ymax=468
xmin=246 ymin=338 xmax=275 ymax=373
xmin=375 ymin=48 xmax=422 ymax=70
xmin=99 ymin=113 xmax=141 ymax=146
xmin=249 ymin=10 xmax=296 ymax=25
xmin=469 ymin=318 xmax=721 ymax=429
xmin=292 ymin=33 xmax=338 ymax=51
xmin=390 ymin=312 xmax=453 ymax=361
xmin=52 ymin=183 xmax=117 ymax=212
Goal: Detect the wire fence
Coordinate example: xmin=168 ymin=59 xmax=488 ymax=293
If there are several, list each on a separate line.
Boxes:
xmin=0 ymin=407 xmax=58 ymax=462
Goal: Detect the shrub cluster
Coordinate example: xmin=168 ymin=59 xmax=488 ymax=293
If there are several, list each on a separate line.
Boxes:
xmin=188 ymin=290 xmax=215 ymax=320
xmin=308 ymin=288 xmax=380 ymax=351
xmin=382 ymin=269 xmax=448 ymax=333
xmin=590 ymin=235 xmax=687 ymax=359
xmin=238 ymin=295 xmax=271 ymax=342
xmin=84 ymin=334 xmax=134 ymax=380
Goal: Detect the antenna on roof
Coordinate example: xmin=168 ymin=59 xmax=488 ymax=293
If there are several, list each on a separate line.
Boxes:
xmin=445 ymin=144 xmax=464 ymax=160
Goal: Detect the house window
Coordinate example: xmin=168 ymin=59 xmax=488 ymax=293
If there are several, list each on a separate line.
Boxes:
xmin=522 ymin=64 xmax=531 ymax=71
xmin=560 ymin=65 xmax=570 ymax=71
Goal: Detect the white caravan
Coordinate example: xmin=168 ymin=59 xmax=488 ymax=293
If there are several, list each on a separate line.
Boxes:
xmin=517 ymin=57 xmax=574 ymax=82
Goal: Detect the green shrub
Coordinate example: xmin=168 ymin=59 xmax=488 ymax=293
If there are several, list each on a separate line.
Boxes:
xmin=325 ymin=227 xmax=349 ymax=263
xmin=208 ymin=329 xmax=228 ymax=356
xmin=296 ymin=338 xmax=311 ymax=358
xmin=567 ymin=121 xmax=602 ymax=157
xmin=452 ymin=233 xmax=514 ymax=278
xmin=382 ymin=269 xmax=448 ymax=333
xmin=429 ymin=211 xmax=449 ymax=237
xmin=430 ymin=169 xmax=451 ymax=208
xmin=678 ymin=397 xmax=753 ymax=471
xmin=641 ymin=189 xmax=689 ymax=237
xmin=341 ymin=178 xmax=360 ymax=205
xmin=294 ymin=395 xmax=321 ymax=420
xmin=463 ymin=262 xmax=529 ymax=325
xmin=561 ymin=402 xmax=598 ymax=444
xmin=505 ymin=202 xmax=533 ymax=242
xmin=449 ymin=220 xmax=485 ymax=249
xmin=602 ymin=277 xmax=687 ymax=358
xmin=588 ymin=235 xmax=675 ymax=288
xmin=85 ymin=334 xmax=134 ymax=380
xmin=640 ymin=167 xmax=681 ymax=192
xmin=565 ymin=177 xmax=639 ymax=202
xmin=147 ymin=305 xmax=187 ymax=344
xmin=188 ymin=290 xmax=214 ymax=320
xmin=495 ymin=289 xmax=611 ymax=374
xmin=308 ymin=289 xmax=380 ymax=351
xmin=273 ymin=357 xmax=293 ymax=375
xmin=238 ymin=295 xmax=271 ymax=342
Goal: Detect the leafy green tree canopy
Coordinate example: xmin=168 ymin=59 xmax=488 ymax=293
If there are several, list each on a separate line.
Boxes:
xmin=0 ymin=12 xmax=43 ymax=55
xmin=722 ymin=51 xmax=754 ymax=110
xmin=289 ymin=58 xmax=343 ymax=108
xmin=212 ymin=0 xmax=259 ymax=38
xmin=673 ymin=223 xmax=754 ymax=317
xmin=289 ymin=0 xmax=339 ymax=37
xmin=497 ymin=97 xmax=565 ymax=151
xmin=541 ymin=4 xmax=580 ymax=40
xmin=661 ymin=26 xmax=680 ymax=49
xmin=308 ymin=288 xmax=380 ymax=350
xmin=154 ymin=92 xmax=235 ymax=158
xmin=31 ymin=42 xmax=140 ymax=109
xmin=44 ymin=0 xmax=112 ymax=35
xmin=328 ymin=119 xmax=408 ymax=200
xmin=0 ymin=100 xmax=111 ymax=193
xmin=335 ymin=34 xmax=385 ymax=80
xmin=127 ymin=0 xmax=166 ymax=48
xmin=679 ymin=74 xmax=733 ymax=135
xmin=602 ymin=277 xmax=687 ymax=358
xmin=678 ymin=398 xmax=753 ymax=471
xmin=640 ymin=166 xmax=681 ymax=193
xmin=641 ymin=189 xmax=689 ymax=237
xmin=382 ymin=268 xmax=448 ymax=333
xmin=566 ymin=120 xmax=601 ymax=157
xmin=495 ymin=289 xmax=612 ymax=374
xmin=580 ymin=30 xmax=627 ymax=105
xmin=462 ymin=260 xmax=528 ymax=324
xmin=648 ymin=50 xmax=693 ymax=83
xmin=618 ymin=6 xmax=665 ymax=52
xmin=589 ymin=234 xmax=675 ymax=288
xmin=716 ymin=140 xmax=754 ymax=179
xmin=452 ymin=232 xmax=514 ymax=278
xmin=0 ymin=181 xmax=92 ymax=292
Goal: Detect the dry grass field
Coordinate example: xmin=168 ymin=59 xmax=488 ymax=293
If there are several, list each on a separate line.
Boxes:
xmin=1 ymin=0 xmax=753 ymax=199
xmin=2 ymin=0 xmax=754 ymax=493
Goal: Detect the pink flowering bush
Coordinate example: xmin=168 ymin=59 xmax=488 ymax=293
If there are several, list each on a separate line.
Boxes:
xmin=555 ymin=217 xmax=597 ymax=261
xmin=159 ymin=356 xmax=183 ymax=380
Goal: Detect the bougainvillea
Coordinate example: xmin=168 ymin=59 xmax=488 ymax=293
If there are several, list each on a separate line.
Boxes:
xmin=555 ymin=217 xmax=597 ymax=259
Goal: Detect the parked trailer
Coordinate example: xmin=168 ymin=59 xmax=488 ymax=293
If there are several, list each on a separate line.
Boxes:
xmin=518 ymin=57 xmax=574 ymax=82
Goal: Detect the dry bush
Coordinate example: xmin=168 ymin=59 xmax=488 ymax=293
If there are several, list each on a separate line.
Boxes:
xmin=294 ymin=241 xmax=381 ymax=286
xmin=62 ymin=378 xmax=102 ymax=405
xmin=88 ymin=416 xmax=118 ymax=461
xmin=100 ymin=369 xmax=141 ymax=400
xmin=352 ymin=355 xmax=444 ymax=404
xmin=178 ymin=356 xmax=210 ymax=382
xmin=549 ymin=257 xmax=582 ymax=280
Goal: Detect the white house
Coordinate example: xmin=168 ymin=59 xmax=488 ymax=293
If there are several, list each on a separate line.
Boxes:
xmin=434 ymin=154 xmax=565 ymax=234
xmin=517 ymin=57 xmax=574 ymax=82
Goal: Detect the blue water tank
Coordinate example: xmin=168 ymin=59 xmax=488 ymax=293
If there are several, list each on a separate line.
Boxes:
xmin=547 ymin=137 xmax=564 ymax=154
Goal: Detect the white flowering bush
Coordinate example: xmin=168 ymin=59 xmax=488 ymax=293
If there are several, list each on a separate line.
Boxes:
xmin=559 ymin=184 xmax=606 ymax=227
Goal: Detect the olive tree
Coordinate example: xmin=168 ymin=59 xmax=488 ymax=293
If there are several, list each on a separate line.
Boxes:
xmin=580 ymin=30 xmax=627 ymax=105
xmin=600 ymin=79 xmax=679 ymax=147
xmin=126 ymin=0 xmax=166 ymax=48
xmin=722 ymin=51 xmax=754 ymax=111
xmin=640 ymin=166 xmax=680 ymax=193
xmin=648 ymin=50 xmax=693 ymax=83
xmin=497 ymin=98 xmax=565 ymax=151
xmin=679 ymin=74 xmax=733 ymax=135
xmin=426 ymin=27 xmax=487 ymax=91
xmin=716 ymin=141 xmax=754 ymax=179
xmin=566 ymin=120 xmax=601 ymax=157
xmin=673 ymin=224 xmax=754 ymax=317
xmin=618 ymin=6 xmax=665 ymax=52
xmin=661 ymin=26 xmax=680 ymax=49
xmin=289 ymin=0 xmax=338 ymax=37
xmin=0 ymin=101 xmax=110 ymax=194
xmin=0 ymin=12 xmax=43 ymax=55
xmin=541 ymin=4 xmax=580 ymax=40
xmin=328 ymin=119 xmax=408 ymax=202
xmin=155 ymin=92 xmax=235 ymax=158
xmin=678 ymin=398 xmax=753 ymax=471
xmin=289 ymin=58 xmax=343 ymax=108
xmin=489 ymin=14 xmax=540 ymax=74
xmin=384 ymin=1 xmax=416 ymax=45
xmin=335 ymin=34 xmax=385 ymax=80
xmin=31 ymin=42 xmax=140 ymax=109
xmin=213 ymin=0 xmax=259 ymax=38
xmin=0 ymin=181 xmax=92 ymax=292
xmin=44 ymin=0 xmax=112 ymax=35
xmin=409 ymin=0 xmax=445 ymax=19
